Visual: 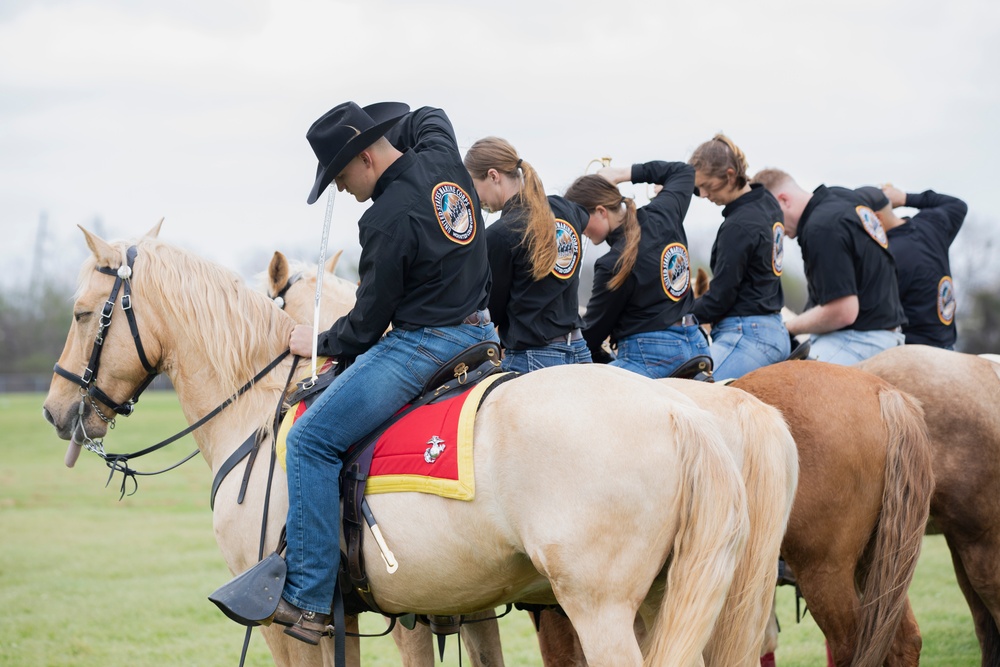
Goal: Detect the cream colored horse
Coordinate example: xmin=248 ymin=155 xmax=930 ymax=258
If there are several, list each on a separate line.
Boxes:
xmin=268 ymin=252 xmax=800 ymax=666
xmin=44 ymin=229 xmax=757 ymax=667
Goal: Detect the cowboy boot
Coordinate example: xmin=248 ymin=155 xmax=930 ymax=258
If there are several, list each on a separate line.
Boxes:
xmin=266 ymin=598 xmax=333 ymax=645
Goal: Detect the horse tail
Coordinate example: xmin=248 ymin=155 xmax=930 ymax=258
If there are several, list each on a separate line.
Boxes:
xmin=644 ymin=408 xmax=750 ymax=667
xmin=853 ymin=387 xmax=934 ymax=667
xmin=703 ymin=398 xmax=798 ymax=667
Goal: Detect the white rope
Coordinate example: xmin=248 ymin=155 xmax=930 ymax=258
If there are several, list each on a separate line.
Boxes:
xmin=310 ymin=188 xmax=336 ymax=383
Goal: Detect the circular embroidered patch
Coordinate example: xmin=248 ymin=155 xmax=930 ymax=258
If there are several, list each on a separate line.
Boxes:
xmin=661 ymin=242 xmax=690 ymax=301
xmin=855 ymin=205 xmax=888 ymax=248
xmin=937 ymin=276 xmax=956 ymax=325
xmin=772 ymin=221 xmax=785 ymax=276
xmin=551 ymin=219 xmax=581 ymax=279
xmin=432 ymin=182 xmax=476 ymax=245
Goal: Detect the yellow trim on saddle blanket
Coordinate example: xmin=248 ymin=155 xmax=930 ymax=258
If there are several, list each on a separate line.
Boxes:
xmin=276 ymin=371 xmax=509 ymax=501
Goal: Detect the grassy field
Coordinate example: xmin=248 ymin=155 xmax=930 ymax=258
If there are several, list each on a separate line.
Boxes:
xmin=0 ymin=392 xmax=982 ymax=666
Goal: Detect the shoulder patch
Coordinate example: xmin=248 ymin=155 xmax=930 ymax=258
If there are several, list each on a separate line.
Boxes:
xmin=772 ymin=222 xmax=785 ymax=276
xmin=937 ymin=276 xmax=956 ymax=325
xmin=432 ymin=182 xmax=476 ymax=245
xmin=660 ymin=242 xmax=690 ymax=301
xmin=551 ymin=218 xmax=581 ymax=279
xmin=855 ymin=205 xmax=888 ymax=249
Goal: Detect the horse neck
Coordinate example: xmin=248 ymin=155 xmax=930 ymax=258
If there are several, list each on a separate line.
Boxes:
xmin=136 ymin=249 xmax=296 ymax=471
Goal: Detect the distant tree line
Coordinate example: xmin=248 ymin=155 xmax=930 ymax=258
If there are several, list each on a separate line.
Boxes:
xmin=3 ymin=265 xmax=999 ymax=381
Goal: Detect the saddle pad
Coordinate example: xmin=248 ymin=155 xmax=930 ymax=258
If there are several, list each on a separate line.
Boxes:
xmin=276 ymin=373 xmax=508 ymax=500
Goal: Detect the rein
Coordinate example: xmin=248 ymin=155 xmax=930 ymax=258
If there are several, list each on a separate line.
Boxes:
xmin=56 ymin=244 xmax=293 ymax=497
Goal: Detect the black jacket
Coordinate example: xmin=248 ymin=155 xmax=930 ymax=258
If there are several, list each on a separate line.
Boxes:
xmin=797 ymin=185 xmax=905 ymax=331
xmin=486 ymin=195 xmax=589 ymax=350
xmin=693 ymin=184 xmax=785 ymax=324
xmin=889 ymin=190 xmax=967 ymax=347
xmin=317 ymin=107 xmax=491 ymax=358
xmin=583 ymin=161 xmax=696 ymax=360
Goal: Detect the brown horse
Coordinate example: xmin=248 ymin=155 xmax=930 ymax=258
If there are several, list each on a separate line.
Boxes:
xmin=859 ymin=345 xmax=1000 ymax=667
xmin=731 ymin=361 xmax=934 ymax=667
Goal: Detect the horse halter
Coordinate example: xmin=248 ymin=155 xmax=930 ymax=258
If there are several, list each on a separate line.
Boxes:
xmin=53 ymin=245 xmax=159 ymax=425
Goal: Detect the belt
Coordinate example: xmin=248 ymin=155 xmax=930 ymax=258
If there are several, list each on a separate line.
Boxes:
xmin=671 ymin=314 xmax=697 ymax=328
xmin=548 ymin=329 xmax=583 ymax=344
xmin=462 ymin=309 xmax=491 ymax=326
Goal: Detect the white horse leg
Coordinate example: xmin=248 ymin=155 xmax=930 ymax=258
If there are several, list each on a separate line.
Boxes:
xmin=561 ymin=603 xmax=644 ymax=667
xmin=390 ymin=614 xmax=504 ymax=667
xmin=459 ymin=612 xmax=505 ymax=666
xmin=760 ymin=594 xmax=779 ymax=665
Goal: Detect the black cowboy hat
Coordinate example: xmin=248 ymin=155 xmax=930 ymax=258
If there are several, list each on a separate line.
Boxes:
xmin=305 ymin=101 xmax=410 ymax=204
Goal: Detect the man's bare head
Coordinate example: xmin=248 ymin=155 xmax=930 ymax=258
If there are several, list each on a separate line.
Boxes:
xmin=752 ymin=168 xmax=811 ymax=238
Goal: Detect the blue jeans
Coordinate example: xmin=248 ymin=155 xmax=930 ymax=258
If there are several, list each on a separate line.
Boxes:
xmin=501 ymin=338 xmax=592 ymax=372
xmin=809 ymin=328 xmax=905 ymax=366
xmin=710 ymin=314 xmax=791 ymax=380
xmin=610 ymin=325 xmax=710 ymax=379
xmin=282 ymin=321 xmax=499 ymax=613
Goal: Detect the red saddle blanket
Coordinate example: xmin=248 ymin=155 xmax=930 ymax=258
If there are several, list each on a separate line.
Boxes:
xmin=277 ymin=371 xmax=507 ymax=500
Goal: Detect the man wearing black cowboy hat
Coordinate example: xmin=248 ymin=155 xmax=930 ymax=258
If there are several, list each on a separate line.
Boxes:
xmin=216 ymin=102 xmax=498 ymax=644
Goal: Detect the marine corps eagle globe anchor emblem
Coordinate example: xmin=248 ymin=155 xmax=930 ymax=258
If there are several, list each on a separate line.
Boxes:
xmin=424 ymin=435 xmax=447 ymax=463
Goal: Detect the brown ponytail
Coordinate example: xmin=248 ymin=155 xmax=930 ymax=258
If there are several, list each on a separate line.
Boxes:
xmin=465 ymin=137 xmax=556 ymax=280
xmin=689 ymin=133 xmax=750 ymax=189
xmin=564 ymin=175 xmax=641 ymax=290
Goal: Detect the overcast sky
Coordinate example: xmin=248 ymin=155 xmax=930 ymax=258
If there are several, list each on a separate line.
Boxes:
xmin=2 ymin=0 xmax=998 ymax=290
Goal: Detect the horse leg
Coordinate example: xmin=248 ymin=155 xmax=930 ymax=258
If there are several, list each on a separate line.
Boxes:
xmin=787 ymin=564 xmax=860 ymax=667
xmin=458 ymin=611 xmax=506 ymax=667
xmin=944 ymin=533 xmax=1000 ymax=666
xmin=536 ymin=609 xmax=586 ymax=667
xmin=390 ymin=614 xmax=505 ymax=667
xmin=884 ymin=599 xmax=921 ymax=667
xmin=760 ymin=593 xmax=779 ymax=664
xmin=559 ymin=602 xmax=644 ymax=667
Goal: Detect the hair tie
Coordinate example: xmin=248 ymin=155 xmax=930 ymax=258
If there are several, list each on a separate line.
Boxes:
xmin=514 ymin=158 xmax=523 ymax=171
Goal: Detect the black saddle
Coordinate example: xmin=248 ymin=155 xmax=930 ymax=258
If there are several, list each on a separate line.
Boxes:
xmin=670 ymin=355 xmax=714 ymax=382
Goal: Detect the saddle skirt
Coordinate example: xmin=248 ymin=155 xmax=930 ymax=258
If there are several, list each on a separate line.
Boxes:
xmin=276 ymin=367 xmax=508 ymax=501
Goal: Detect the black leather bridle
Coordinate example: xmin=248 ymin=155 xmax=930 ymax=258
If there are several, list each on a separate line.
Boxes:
xmin=53 ymin=245 xmax=159 ymax=423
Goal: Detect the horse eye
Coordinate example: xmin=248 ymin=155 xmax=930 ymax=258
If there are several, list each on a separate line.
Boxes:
xmin=74 ymin=311 xmax=92 ymax=323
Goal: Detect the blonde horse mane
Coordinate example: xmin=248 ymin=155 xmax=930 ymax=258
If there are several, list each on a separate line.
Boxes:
xmin=83 ymin=236 xmax=294 ymax=435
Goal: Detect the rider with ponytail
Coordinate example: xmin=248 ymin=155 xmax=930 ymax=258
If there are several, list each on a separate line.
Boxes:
xmin=465 ymin=137 xmax=591 ymax=371
xmin=689 ymin=134 xmax=790 ymax=378
xmin=565 ymin=160 xmax=708 ymax=378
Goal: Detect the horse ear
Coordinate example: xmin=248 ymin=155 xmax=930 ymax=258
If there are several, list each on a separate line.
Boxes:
xmin=268 ymin=251 xmax=289 ymax=295
xmin=78 ymin=225 xmax=118 ymax=266
xmin=144 ymin=218 xmax=164 ymax=239
xmin=694 ymin=267 xmax=711 ymax=298
xmin=326 ymin=249 xmax=343 ymax=275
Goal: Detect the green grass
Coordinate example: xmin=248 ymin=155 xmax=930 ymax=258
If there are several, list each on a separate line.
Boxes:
xmin=1 ymin=392 xmax=982 ymax=665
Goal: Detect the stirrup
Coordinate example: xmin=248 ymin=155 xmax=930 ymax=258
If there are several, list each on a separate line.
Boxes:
xmin=669 ymin=355 xmax=714 ymax=382
xmin=208 ymin=552 xmax=286 ymax=626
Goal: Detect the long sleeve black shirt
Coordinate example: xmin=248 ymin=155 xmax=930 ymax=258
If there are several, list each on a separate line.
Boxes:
xmin=693 ymin=184 xmax=785 ymax=324
xmin=583 ymin=161 xmax=696 ymax=360
xmin=317 ymin=107 xmax=491 ymax=358
xmin=486 ymin=195 xmax=589 ymax=350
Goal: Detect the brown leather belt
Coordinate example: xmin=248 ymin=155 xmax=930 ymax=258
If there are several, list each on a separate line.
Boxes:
xmin=671 ymin=314 xmax=697 ymax=328
xmin=548 ymin=329 xmax=583 ymax=344
xmin=462 ymin=309 xmax=491 ymax=326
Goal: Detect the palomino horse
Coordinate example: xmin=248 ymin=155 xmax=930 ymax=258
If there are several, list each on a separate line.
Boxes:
xmin=43 ymin=229 xmax=770 ymax=667
xmin=267 ymin=251 xmax=800 ymax=666
xmin=859 ymin=345 xmax=1000 ymax=667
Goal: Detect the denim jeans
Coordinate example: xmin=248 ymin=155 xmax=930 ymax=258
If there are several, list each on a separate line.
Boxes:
xmin=710 ymin=314 xmax=791 ymax=380
xmin=501 ymin=338 xmax=592 ymax=373
xmin=809 ymin=328 xmax=905 ymax=366
xmin=610 ymin=325 xmax=710 ymax=379
xmin=282 ymin=321 xmax=499 ymax=613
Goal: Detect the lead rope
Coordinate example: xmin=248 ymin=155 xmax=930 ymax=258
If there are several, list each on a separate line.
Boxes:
xmin=237 ymin=356 xmax=300 ymax=667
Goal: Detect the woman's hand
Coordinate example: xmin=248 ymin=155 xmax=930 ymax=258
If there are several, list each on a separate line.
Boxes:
xmin=596 ymin=166 xmax=632 ymax=186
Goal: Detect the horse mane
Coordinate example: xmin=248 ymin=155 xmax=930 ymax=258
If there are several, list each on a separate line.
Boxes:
xmin=85 ymin=237 xmax=295 ymax=432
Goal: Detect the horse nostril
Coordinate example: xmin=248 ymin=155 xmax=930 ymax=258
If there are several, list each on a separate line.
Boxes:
xmin=42 ymin=406 xmax=55 ymax=426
